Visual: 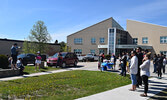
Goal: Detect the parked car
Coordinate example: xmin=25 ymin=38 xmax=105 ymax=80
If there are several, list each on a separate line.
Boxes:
xmin=17 ymin=53 xmax=36 ymax=66
xmin=83 ymin=53 xmax=98 ymax=62
xmin=47 ymin=52 xmax=78 ymax=68
xmin=77 ymin=54 xmax=84 ymax=61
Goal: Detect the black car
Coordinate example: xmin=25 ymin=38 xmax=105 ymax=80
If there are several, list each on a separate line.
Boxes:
xmin=83 ymin=54 xmax=94 ymax=62
xmin=17 ymin=53 xmax=36 ymax=66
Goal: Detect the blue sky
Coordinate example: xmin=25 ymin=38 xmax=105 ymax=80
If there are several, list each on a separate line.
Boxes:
xmin=0 ymin=0 xmax=167 ymax=43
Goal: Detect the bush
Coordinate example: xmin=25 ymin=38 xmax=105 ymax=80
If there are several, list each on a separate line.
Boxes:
xmin=0 ymin=55 xmax=9 ymax=69
xmin=104 ymin=55 xmax=111 ymax=60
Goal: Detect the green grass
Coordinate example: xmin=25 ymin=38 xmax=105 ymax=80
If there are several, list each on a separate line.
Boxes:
xmin=0 ymin=70 xmax=131 ymax=100
xmin=23 ymin=66 xmax=60 ymax=74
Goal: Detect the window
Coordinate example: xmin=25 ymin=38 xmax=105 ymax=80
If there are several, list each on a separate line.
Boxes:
xmin=160 ymin=36 xmax=167 ymax=44
xmin=109 ymin=29 xmax=114 ymax=33
xmin=99 ymin=49 xmax=104 ymax=54
xmin=133 ymin=38 xmax=138 ymax=44
xmin=74 ymin=38 xmax=82 ymax=44
xmin=142 ymin=37 xmax=148 ymax=44
xmin=160 ymin=51 xmax=167 ymax=56
xmin=74 ymin=49 xmax=82 ymax=54
xmin=91 ymin=38 xmax=96 ymax=44
xmin=90 ymin=49 xmax=95 ymax=54
xmin=99 ymin=37 xmax=105 ymax=43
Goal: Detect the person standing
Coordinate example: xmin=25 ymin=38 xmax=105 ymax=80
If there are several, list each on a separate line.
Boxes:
xmin=120 ymin=52 xmax=127 ymax=76
xmin=129 ymin=51 xmax=138 ymax=91
xmin=157 ymin=53 xmax=163 ymax=79
xmin=140 ymin=52 xmax=151 ymax=97
xmin=163 ymin=55 xmax=166 ymax=74
xmin=56 ymin=52 xmax=62 ymax=68
xmin=126 ymin=52 xmax=130 ymax=73
xmin=110 ymin=54 xmax=116 ymax=70
xmin=153 ymin=54 xmax=158 ymax=73
xmin=136 ymin=47 xmax=143 ymax=87
xmin=11 ymin=43 xmax=18 ymax=70
xmin=35 ymin=51 xmax=42 ymax=71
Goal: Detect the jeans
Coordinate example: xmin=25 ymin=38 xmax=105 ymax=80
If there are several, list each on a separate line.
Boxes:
xmin=131 ymin=74 xmax=137 ymax=85
xmin=157 ymin=66 xmax=162 ymax=77
xmin=163 ymin=65 xmax=166 ymax=73
xmin=121 ymin=63 xmax=126 ymax=76
xmin=153 ymin=64 xmax=157 ymax=72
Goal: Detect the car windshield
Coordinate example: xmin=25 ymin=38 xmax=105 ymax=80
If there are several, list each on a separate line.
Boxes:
xmin=52 ymin=53 xmax=67 ymax=58
xmin=17 ymin=54 xmax=26 ymax=58
xmin=86 ymin=54 xmax=92 ymax=57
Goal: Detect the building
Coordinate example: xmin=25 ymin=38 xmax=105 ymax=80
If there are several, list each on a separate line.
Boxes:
xmin=127 ymin=20 xmax=167 ymax=56
xmin=67 ymin=17 xmax=167 ymax=56
xmin=0 ymin=38 xmax=60 ymax=56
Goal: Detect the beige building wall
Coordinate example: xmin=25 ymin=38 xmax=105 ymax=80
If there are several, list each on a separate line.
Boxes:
xmin=127 ymin=20 xmax=167 ymax=54
xmin=67 ymin=18 xmax=114 ymax=55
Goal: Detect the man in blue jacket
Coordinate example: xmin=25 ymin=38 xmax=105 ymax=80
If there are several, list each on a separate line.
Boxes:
xmin=11 ymin=43 xmax=18 ymax=69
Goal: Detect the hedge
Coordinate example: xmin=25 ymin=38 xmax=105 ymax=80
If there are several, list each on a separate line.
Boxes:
xmin=0 ymin=55 xmax=9 ymax=69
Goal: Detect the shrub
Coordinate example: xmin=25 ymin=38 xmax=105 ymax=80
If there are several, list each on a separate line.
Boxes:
xmin=0 ymin=55 xmax=9 ymax=69
xmin=104 ymin=55 xmax=111 ymax=60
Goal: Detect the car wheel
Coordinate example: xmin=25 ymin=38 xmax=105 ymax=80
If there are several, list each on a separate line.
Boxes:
xmin=62 ymin=62 xmax=66 ymax=68
xmin=73 ymin=61 xmax=77 ymax=67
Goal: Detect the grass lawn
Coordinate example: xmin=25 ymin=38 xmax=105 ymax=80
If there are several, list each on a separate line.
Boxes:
xmin=0 ymin=70 xmax=131 ymax=100
xmin=23 ymin=66 xmax=60 ymax=74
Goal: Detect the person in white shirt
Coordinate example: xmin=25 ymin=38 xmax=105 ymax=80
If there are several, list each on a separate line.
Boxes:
xmin=129 ymin=51 xmax=138 ymax=91
xmin=140 ymin=52 xmax=151 ymax=97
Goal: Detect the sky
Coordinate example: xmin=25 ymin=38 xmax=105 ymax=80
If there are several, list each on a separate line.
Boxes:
xmin=0 ymin=0 xmax=167 ymax=43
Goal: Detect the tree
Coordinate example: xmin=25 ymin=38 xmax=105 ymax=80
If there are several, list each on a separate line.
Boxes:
xmin=23 ymin=20 xmax=52 ymax=54
xmin=59 ymin=41 xmax=67 ymax=52
xmin=55 ymin=40 xmax=58 ymax=44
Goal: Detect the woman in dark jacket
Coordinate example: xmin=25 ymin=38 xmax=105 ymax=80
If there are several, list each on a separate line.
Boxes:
xmin=153 ymin=54 xmax=158 ymax=73
xmin=157 ymin=53 xmax=163 ymax=79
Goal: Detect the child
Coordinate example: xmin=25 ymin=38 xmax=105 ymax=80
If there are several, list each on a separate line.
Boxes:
xmin=17 ymin=58 xmax=25 ymax=75
xmin=35 ymin=51 xmax=42 ymax=71
xmin=8 ymin=57 xmax=13 ymax=68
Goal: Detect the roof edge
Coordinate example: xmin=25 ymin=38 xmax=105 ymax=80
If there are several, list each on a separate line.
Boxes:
xmin=67 ymin=17 xmax=113 ymax=37
xmin=127 ymin=19 xmax=167 ymax=28
xmin=0 ymin=38 xmax=60 ymax=45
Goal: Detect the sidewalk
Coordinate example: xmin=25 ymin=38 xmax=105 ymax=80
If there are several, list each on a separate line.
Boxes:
xmin=0 ymin=68 xmax=78 ymax=81
xmin=76 ymin=74 xmax=167 ymax=100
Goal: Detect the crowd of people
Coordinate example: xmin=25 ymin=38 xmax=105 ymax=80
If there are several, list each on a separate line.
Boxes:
xmin=98 ymin=47 xmax=166 ymax=97
xmin=118 ymin=47 xmax=166 ymax=97
xmin=9 ymin=43 xmax=42 ymax=73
